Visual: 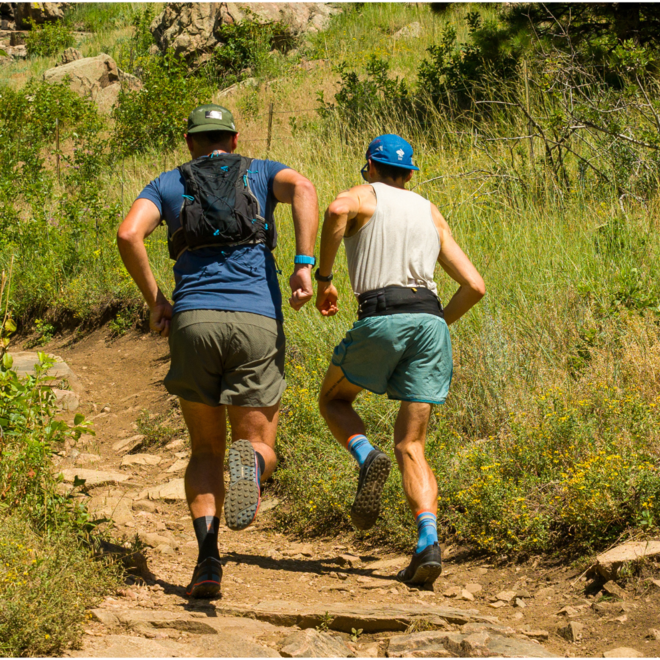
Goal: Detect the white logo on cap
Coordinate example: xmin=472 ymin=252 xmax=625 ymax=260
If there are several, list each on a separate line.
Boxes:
xmin=206 ymin=110 xmax=223 ymax=120
xmin=396 ymin=148 xmax=405 ymax=160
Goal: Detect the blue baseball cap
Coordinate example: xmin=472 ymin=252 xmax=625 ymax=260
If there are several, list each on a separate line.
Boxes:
xmin=365 ymin=134 xmax=419 ymax=171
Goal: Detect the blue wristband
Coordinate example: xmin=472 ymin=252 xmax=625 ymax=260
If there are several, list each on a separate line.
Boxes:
xmin=294 ymin=255 xmax=316 ymax=266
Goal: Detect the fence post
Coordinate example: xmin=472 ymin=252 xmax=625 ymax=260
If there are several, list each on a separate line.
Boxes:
xmin=121 ymin=158 xmax=125 ymax=217
xmin=524 ymin=60 xmax=533 ymax=163
xmin=266 ymin=102 xmax=274 ymax=156
xmin=55 ymin=117 xmax=60 ymax=184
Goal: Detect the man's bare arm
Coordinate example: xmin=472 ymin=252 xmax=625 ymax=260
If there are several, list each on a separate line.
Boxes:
xmin=431 ymin=205 xmax=485 ymax=325
xmin=272 ymin=168 xmax=319 ymax=311
xmin=315 ymin=188 xmax=361 ymax=316
xmin=117 ymin=199 xmax=173 ymax=336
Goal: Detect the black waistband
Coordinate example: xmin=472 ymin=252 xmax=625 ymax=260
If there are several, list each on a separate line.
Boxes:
xmin=357 ymin=286 xmax=444 ymax=321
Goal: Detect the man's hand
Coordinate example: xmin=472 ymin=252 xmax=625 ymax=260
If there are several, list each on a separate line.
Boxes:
xmin=289 ymin=264 xmax=314 ymax=311
xmin=150 ymin=293 xmax=173 ymax=337
xmin=316 ymin=282 xmax=338 ymax=316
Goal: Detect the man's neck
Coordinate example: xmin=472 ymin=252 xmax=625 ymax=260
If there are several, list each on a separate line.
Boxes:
xmin=370 ymin=176 xmax=407 ymax=190
xmin=192 ymin=146 xmax=232 ymax=159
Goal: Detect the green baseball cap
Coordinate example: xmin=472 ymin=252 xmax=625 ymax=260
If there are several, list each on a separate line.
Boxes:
xmin=187 ymin=103 xmax=237 ymax=134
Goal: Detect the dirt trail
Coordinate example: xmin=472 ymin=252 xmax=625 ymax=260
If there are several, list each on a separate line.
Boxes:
xmin=26 ymin=328 xmax=660 ymax=658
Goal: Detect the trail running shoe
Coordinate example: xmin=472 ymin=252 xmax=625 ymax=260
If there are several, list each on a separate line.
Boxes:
xmin=224 ymin=439 xmax=261 ymax=531
xmin=350 ymin=448 xmax=391 ymax=531
xmin=185 ymin=556 xmax=223 ymax=599
xmin=396 ymin=542 xmax=442 ymax=587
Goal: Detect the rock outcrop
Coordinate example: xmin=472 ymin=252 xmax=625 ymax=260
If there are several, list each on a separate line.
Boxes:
xmin=14 ymin=2 xmax=68 ymax=29
xmin=150 ymin=2 xmax=338 ymax=60
xmin=58 ymin=46 xmax=82 ymax=65
xmin=590 ymin=541 xmax=660 ymax=581
xmin=0 ymin=3 xmax=15 ymax=30
xmin=43 ymin=53 xmax=142 ymax=113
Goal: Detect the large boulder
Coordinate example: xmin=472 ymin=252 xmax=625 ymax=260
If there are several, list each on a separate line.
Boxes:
xmin=43 ymin=53 xmax=141 ymax=113
xmin=44 ymin=52 xmax=119 ymax=96
xmin=14 ymin=2 xmax=68 ymax=29
xmin=222 ymin=2 xmax=337 ymax=33
xmin=150 ymin=2 xmax=338 ymax=60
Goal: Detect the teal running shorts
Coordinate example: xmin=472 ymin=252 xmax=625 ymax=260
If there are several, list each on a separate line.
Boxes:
xmin=331 ymin=313 xmax=453 ymax=404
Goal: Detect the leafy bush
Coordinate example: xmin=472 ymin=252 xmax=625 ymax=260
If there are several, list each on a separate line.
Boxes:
xmin=209 ymin=14 xmax=296 ymax=86
xmin=417 ymin=13 xmax=519 ymax=111
xmin=25 ymin=19 xmax=75 ymax=57
xmin=113 ymin=51 xmax=213 ymax=155
xmin=318 ymin=55 xmax=410 ymax=132
xmin=0 ymin=78 xmax=101 ymax=207
xmin=0 ymin=353 xmax=119 ymax=655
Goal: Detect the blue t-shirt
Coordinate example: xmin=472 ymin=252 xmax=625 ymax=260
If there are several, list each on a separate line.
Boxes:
xmin=137 ymin=157 xmax=289 ymax=322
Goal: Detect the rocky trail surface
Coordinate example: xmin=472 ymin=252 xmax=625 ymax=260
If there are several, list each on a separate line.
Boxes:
xmin=18 ymin=328 xmax=660 ymax=658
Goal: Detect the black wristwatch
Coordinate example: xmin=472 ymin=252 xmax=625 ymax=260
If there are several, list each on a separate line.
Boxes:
xmin=314 ymin=268 xmax=333 ymax=282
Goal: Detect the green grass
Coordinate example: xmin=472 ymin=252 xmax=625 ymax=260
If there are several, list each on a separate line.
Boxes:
xmin=64 ymin=2 xmax=160 ymax=34
xmin=2 ymin=2 xmax=660 ymax=559
xmin=0 ymin=354 xmax=120 ymax=654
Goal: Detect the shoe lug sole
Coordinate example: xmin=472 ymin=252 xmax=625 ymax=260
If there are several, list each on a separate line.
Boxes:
xmin=225 ymin=479 xmax=260 ymax=531
xmin=405 ymin=562 xmax=443 ymax=587
xmin=350 ymin=453 xmax=391 ymax=531
xmin=228 ymin=439 xmax=257 ymax=483
xmin=187 ymin=583 xmax=221 ymax=599
xmin=224 ymin=440 xmax=260 ymax=531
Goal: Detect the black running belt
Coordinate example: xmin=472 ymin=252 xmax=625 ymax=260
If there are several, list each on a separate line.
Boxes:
xmin=357 ymin=286 xmax=444 ymax=320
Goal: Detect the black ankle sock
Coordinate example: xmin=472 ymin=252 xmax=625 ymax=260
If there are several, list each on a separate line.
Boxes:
xmin=192 ymin=515 xmax=220 ymax=564
xmin=255 ymin=452 xmax=265 ymax=485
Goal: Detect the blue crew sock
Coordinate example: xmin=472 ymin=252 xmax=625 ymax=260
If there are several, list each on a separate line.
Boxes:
xmin=415 ymin=510 xmax=438 ymax=553
xmin=347 ymin=434 xmax=375 ymax=467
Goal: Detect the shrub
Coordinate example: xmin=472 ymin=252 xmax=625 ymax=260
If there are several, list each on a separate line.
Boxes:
xmin=0 ymin=353 xmax=120 ymax=655
xmin=209 ymin=14 xmax=296 ymax=86
xmin=25 ymin=19 xmax=75 ymax=57
xmin=318 ymin=55 xmax=411 ymax=132
xmin=0 ymin=517 xmax=117 ymax=657
xmin=113 ymin=51 xmax=213 ymax=155
xmin=417 ymin=13 xmax=519 ymax=111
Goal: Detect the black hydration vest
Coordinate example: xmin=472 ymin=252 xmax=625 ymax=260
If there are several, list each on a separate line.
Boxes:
xmin=167 ymin=153 xmax=275 ymax=260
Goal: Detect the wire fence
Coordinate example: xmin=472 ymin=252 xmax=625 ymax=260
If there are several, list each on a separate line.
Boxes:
xmin=238 ymin=103 xmax=319 ymax=150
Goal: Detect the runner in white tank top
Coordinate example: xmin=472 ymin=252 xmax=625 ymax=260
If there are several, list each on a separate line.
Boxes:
xmin=315 ymin=134 xmax=485 ymax=588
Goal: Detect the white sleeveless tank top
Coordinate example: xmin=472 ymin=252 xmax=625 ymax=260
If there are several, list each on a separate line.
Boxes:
xmin=344 ymin=182 xmax=441 ymax=296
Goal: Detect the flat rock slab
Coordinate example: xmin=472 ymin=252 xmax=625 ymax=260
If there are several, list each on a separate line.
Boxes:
xmin=85 ymin=610 xmax=286 ymax=657
xmin=69 ymin=634 xmax=196 ymax=657
xmin=137 ymin=479 xmax=186 ymax=502
xmin=386 ymin=629 xmax=554 ymax=658
xmin=112 ymin=434 xmax=145 ymax=453
xmin=9 ymin=351 xmax=84 ymax=393
xmin=59 ymin=468 xmax=129 ymax=487
xmin=594 ymin=541 xmax=660 ymax=580
xmin=166 ymin=458 xmax=188 ymax=473
xmin=365 ymin=557 xmax=408 ymax=572
xmin=280 ymin=628 xmax=354 ymax=657
xmin=70 ymin=632 xmax=280 ymax=658
xmin=121 ymin=453 xmax=162 ymax=467
xmin=602 ymin=648 xmax=644 ymax=658
xmin=52 ymin=387 xmax=80 ymax=411
xmin=216 ymin=600 xmax=499 ymax=632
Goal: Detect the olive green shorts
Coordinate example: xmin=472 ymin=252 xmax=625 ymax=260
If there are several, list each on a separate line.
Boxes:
xmin=164 ymin=310 xmax=286 ymax=408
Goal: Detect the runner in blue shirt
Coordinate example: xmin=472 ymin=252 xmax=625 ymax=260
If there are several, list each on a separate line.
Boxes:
xmin=117 ymin=104 xmax=318 ymax=599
